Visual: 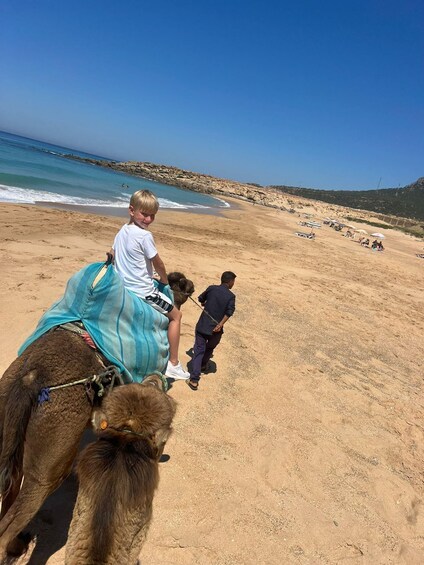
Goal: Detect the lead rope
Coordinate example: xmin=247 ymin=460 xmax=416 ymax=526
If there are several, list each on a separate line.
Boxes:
xmin=187 ymin=295 xmax=220 ymax=325
xmin=37 ymin=366 xmax=121 ymax=405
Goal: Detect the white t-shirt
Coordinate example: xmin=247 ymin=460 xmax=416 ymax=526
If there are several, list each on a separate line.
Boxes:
xmin=112 ymin=223 xmax=158 ymax=298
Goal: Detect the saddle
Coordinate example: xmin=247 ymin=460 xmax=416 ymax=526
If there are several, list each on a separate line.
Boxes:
xmin=19 ymin=260 xmax=173 ymax=383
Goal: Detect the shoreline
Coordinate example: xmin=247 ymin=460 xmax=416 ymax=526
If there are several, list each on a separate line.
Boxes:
xmin=32 ymin=197 xmax=240 ymax=218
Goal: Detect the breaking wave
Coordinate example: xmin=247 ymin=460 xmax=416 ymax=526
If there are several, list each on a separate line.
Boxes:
xmin=0 ymin=184 xmax=220 ymax=210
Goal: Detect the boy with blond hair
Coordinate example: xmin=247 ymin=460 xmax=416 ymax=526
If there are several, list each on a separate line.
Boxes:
xmin=112 ymin=189 xmax=189 ymax=380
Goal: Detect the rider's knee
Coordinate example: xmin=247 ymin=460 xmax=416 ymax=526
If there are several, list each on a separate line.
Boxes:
xmin=169 ymin=307 xmax=182 ymax=322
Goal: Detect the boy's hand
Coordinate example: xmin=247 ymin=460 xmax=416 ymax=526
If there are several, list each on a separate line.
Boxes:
xmin=213 ymin=315 xmax=229 ymax=332
xmin=106 ymin=249 xmax=115 ymax=265
xmin=157 ymin=281 xmax=168 ymax=292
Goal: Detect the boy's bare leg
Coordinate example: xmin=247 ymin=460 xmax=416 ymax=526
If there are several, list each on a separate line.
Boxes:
xmin=167 ymin=307 xmax=182 ymax=365
xmin=165 ymin=308 xmax=189 ymax=380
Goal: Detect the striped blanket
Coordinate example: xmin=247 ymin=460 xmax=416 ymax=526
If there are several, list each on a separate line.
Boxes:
xmin=18 ymin=262 xmax=172 ymax=383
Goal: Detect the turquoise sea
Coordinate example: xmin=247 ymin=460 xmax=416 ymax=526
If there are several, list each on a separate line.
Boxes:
xmin=0 ymin=131 xmax=229 ymax=213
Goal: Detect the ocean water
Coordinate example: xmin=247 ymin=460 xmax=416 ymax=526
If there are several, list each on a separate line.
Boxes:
xmin=0 ymin=131 xmax=229 ymax=212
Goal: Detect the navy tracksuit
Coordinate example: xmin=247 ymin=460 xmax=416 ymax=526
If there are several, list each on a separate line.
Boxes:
xmin=190 ymin=284 xmax=235 ymax=382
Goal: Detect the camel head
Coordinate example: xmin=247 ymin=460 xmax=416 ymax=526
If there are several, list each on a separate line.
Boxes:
xmin=91 ymin=381 xmax=176 ymax=458
xmin=167 ymin=271 xmax=195 ymax=310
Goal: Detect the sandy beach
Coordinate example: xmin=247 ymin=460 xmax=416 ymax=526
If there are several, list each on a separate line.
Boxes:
xmin=0 ymin=199 xmax=423 ymax=564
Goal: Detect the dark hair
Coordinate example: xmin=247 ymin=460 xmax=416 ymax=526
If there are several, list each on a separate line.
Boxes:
xmin=221 ymin=271 xmax=237 ymax=284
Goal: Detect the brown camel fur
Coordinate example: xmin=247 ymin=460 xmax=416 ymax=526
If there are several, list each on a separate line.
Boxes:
xmin=0 ymin=271 xmax=192 ymax=562
xmin=65 ymin=375 xmax=176 ymax=565
xmin=0 ymin=329 xmax=103 ymax=562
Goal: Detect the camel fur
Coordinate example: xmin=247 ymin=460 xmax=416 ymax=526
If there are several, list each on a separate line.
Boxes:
xmin=65 ymin=375 xmax=176 ymax=565
xmin=0 ymin=271 xmax=192 ymax=562
xmin=0 ymin=328 xmax=105 ymax=562
xmin=167 ymin=271 xmax=195 ymax=310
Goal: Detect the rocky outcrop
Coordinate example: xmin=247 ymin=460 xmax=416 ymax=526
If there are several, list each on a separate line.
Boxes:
xmin=105 ymin=161 xmax=290 ymax=208
xmin=64 ymin=155 xmax=422 ymax=230
xmin=65 ymin=155 xmax=310 ymax=209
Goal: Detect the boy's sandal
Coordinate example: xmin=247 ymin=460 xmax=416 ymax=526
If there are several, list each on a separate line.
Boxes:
xmin=187 ymin=379 xmax=199 ymax=391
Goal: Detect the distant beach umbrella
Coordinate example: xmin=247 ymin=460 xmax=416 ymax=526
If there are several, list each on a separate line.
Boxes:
xmin=354 ymin=229 xmax=368 ymax=234
xmin=371 ymin=232 xmax=385 ymax=239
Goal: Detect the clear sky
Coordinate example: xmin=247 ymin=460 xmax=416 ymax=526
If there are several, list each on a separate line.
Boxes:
xmin=1 ymin=0 xmax=423 ymax=189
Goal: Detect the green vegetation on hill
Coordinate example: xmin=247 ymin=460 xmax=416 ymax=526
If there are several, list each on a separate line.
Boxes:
xmin=344 ymin=216 xmax=424 ymax=238
xmin=270 ymin=178 xmax=424 ymax=221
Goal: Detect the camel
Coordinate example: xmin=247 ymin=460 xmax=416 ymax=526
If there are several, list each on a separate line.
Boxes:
xmin=65 ymin=374 xmax=176 ymax=565
xmin=167 ymin=272 xmax=195 ymax=310
xmin=0 ymin=271 xmax=193 ymax=562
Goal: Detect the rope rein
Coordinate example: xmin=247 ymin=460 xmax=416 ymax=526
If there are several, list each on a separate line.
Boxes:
xmin=146 ymin=371 xmax=169 ymax=392
xmin=37 ymin=366 xmax=122 ymax=406
xmin=186 ymin=295 xmax=220 ymax=325
xmin=37 ymin=367 xmax=168 ymax=406
xmin=105 ymin=426 xmax=151 ymax=440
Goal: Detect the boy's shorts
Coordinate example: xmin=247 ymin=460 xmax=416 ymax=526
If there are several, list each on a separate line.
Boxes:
xmin=143 ymin=289 xmax=174 ymax=315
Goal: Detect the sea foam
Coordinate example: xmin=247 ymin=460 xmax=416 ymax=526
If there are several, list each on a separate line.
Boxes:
xmin=0 ymin=184 xmax=213 ymax=210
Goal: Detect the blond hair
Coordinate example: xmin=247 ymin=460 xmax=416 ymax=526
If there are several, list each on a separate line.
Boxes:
xmin=129 ymin=190 xmax=159 ymax=214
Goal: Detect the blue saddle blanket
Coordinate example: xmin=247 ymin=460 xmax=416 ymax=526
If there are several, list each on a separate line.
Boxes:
xmin=18 ymin=262 xmax=172 ymax=383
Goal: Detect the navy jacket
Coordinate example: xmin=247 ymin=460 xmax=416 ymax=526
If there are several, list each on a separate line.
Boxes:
xmin=196 ymin=284 xmax=236 ymax=335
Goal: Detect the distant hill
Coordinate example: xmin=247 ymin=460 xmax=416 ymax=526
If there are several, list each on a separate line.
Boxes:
xmin=269 ymin=178 xmax=424 ymax=221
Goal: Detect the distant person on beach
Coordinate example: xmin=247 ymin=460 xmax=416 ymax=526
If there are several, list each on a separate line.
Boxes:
xmin=187 ymin=271 xmax=236 ymax=391
xmin=112 ymin=189 xmax=190 ymax=381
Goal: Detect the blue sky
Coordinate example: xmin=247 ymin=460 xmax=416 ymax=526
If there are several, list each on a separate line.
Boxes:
xmin=1 ymin=0 xmax=423 ymax=189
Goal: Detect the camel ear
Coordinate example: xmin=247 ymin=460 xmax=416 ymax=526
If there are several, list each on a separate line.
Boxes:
xmin=92 ymin=409 xmax=108 ymax=432
xmin=183 ymin=278 xmax=194 ymax=295
xmin=142 ymin=374 xmax=166 ymax=391
xmin=153 ymin=427 xmax=173 ymax=459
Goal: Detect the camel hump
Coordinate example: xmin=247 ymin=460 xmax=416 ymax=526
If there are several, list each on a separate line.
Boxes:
xmin=17 ymin=263 xmax=194 ymax=382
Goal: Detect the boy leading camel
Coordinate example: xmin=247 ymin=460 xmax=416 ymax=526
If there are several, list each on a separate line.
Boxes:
xmin=187 ymin=271 xmax=236 ymax=390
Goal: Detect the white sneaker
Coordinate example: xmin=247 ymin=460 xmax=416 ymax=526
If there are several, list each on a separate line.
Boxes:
xmin=165 ymin=361 xmax=190 ymax=380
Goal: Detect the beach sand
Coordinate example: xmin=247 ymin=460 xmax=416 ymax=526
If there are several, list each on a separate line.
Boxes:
xmin=0 ymin=200 xmax=423 ymax=564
